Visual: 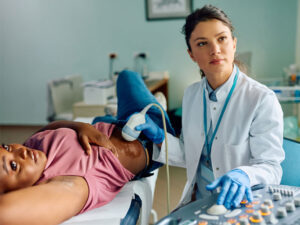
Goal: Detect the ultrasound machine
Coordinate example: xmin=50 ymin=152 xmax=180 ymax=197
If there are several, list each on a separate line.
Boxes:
xmin=155 ymin=184 xmax=300 ymax=225
xmin=155 ymin=137 xmax=300 ymax=225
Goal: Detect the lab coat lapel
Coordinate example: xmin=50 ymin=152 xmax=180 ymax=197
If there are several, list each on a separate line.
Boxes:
xmin=183 ymin=81 xmax=206 ymax=182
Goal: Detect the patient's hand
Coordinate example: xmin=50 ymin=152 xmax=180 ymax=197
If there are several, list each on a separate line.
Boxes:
xmin=75 ymin=122 xmax=116 ymax=155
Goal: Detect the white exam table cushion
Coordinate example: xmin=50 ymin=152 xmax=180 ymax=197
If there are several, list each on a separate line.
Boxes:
xmin=61 ymin=182 xmax=135 ymax=225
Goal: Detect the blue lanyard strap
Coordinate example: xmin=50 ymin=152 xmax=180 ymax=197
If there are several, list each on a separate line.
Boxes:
xmin=203 ymin=67 xmax=239 ymax=157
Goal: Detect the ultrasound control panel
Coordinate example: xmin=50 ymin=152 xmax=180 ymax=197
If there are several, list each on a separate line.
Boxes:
xmin=155 ymin=184 xmax=300 ymax=225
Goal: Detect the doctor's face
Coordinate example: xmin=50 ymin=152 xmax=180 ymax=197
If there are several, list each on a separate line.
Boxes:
xmin=188 ymin=19 xmax=237 ymax=78
xmin=0 ymin=143 xmax=47 ymax=193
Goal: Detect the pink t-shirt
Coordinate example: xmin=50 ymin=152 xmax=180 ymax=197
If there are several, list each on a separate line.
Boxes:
xmin=24 ymin=122 xmax=134 ymax=213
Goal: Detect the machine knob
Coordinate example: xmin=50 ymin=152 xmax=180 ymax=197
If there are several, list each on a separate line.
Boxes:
xmin=260 ymin=205 xmax=271 ymax=216
xmin=285 ymin=202 xmax=296 ymax=212
xmin=252 ymin=211 xmax=262 ymax=219
xmin=276 ymin=207 xmax=287 ymax=218
xmin=239 ymin=218 xmax=250 ymax=225
xmin=268 ymin=186 xmax=274 ymax=193
xmin=282 ymin=189 xmax=293 ymax=196
xmin=263 ymin=199 xmax=273 ymax=208
xmin=294 ymin=197 xmax=300 ymax=207
xmin=272 ymin=192 xmax=282 ymax=201
xmin=280 ymin=189 xmax=287 ymax=195
xmin=249 ymin=211 xmax=266 ymax=224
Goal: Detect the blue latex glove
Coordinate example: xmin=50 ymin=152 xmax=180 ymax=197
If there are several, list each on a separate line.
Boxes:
xmin=206 ymin=169 xmax=253 ymax=209
xmin=135 ymin=114 xmax=165 ymax=144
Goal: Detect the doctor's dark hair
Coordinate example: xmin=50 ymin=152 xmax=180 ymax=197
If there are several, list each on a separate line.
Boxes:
xmin=181 ymin=5 xmax=246 ymax=77
xmin=182 ymin=5 xmax=234 ymax=51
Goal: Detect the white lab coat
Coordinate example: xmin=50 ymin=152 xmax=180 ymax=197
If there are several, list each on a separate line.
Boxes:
xmin=153 ymin=66 xmax=285 ymax=206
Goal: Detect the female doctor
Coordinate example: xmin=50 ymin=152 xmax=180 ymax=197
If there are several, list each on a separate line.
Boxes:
xmin=135 ymin=5 xmax=285 ymax=209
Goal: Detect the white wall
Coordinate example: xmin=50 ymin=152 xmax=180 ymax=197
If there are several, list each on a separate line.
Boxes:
xmin=0 ymin=0 xmax=298 ymax=125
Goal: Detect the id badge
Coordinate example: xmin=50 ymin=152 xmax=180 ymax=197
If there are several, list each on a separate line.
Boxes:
xmin=200 ymin=163 xmax=214 ymax=183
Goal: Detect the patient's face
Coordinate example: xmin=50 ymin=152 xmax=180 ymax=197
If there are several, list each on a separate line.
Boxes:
xmin=0 ymin=144 xmax=47 ymax=193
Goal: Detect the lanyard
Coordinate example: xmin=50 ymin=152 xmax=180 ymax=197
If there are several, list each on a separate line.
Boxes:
xmin=203 ymin=67 xmax=239 ymax=159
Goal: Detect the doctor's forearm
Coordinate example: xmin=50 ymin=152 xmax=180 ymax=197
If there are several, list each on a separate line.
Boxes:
xmin=152 ymin=133 xmax=186 ymax=167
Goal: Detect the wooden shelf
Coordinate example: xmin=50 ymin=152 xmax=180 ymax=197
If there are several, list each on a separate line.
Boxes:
xmin=145 ymin=78 xmax=169 ymax=103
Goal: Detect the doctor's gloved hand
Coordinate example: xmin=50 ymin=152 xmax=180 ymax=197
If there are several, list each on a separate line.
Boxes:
xmin=206 ymin=169 xmax=253 ymax=209
xmin=135 ymin=114 xmax=165 ymax=144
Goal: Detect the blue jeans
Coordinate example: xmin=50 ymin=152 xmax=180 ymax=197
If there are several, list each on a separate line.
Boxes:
xmin=93 ymin=70 xmax=174 ymax=135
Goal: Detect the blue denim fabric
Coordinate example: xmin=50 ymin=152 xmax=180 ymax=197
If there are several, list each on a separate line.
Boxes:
xmin=115 ymin=70 xmax=175 ymax=135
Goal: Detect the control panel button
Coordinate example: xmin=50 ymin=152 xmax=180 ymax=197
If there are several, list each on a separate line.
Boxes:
xmin=276 ymin=207 xmax=287 ymax=218
xmin=263 ymin=199 xmax=274 ymax=208
xmin=272 ymin=192 xmax=282 ymax=201
xmin=197 ymin=221 xmax=208 ymax=225
xmin=245 ymin=209 xmax=254 ymax=214
xmin=226 ymin=218 xmax=237 ymax=224
xmin=252 ymin=200 xmax=260 ymax=205
xmin=249 ymin=211 xmax=265 ymax=224
xmin=260 ymin=205 xmax=271 ymax=216
xmin=239 ymin=214 xmax=249 ymax=219
xmin=194 ymin=209 xmax=201 ymax=215
xmin=240 ymin=200 xmax=248 ymax=205
xmin=178 ymin=219 xmax=197 ymax=225
xmin=198 ymin=214 xmax=219 ymax=220
xmin=224 ymin=209 xmax=242 ymax=218
xmin=294 ymin=197 xmax=300 ymax=207
xmin=285 ymin=202 xmax=296 ymax=212
xmin=239 ymin=217 xmax=250 ymax=225
xmin=245 ymin=204 xmax=254 ymax=208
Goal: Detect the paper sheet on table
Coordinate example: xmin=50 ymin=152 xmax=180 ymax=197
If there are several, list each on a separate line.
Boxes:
xmin=73 ymin=117 xmax=95 ymax=124
xmin=62 ymin=182 xmax=135 ymax=224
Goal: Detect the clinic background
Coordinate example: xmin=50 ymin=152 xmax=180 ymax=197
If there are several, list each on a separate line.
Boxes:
xmin=0 ymin=0 xmax=300 ymax=125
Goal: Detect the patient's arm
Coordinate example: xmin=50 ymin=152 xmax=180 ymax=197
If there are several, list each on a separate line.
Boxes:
xmin=0 ymin=176 xmax=88 ymax=225
xmin=36 ymin=120 xmax=115 ymax=155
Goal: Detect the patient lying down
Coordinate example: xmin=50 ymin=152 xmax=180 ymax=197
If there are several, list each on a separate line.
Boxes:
xmin=0 ymin=120 xmax=149 ymax=225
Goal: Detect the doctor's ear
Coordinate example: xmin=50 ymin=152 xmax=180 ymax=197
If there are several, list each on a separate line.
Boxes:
xmin=187 ymin=49 xmax=196 ymax=62
xmin=233 ymin=37 xmax=237 ymax=52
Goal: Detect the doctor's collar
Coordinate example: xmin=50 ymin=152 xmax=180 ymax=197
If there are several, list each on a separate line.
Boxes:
xmin=205 ymin=65 xmax=238 ymax=101
xmin=206 ymin=80 xmax=219 ymax=102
